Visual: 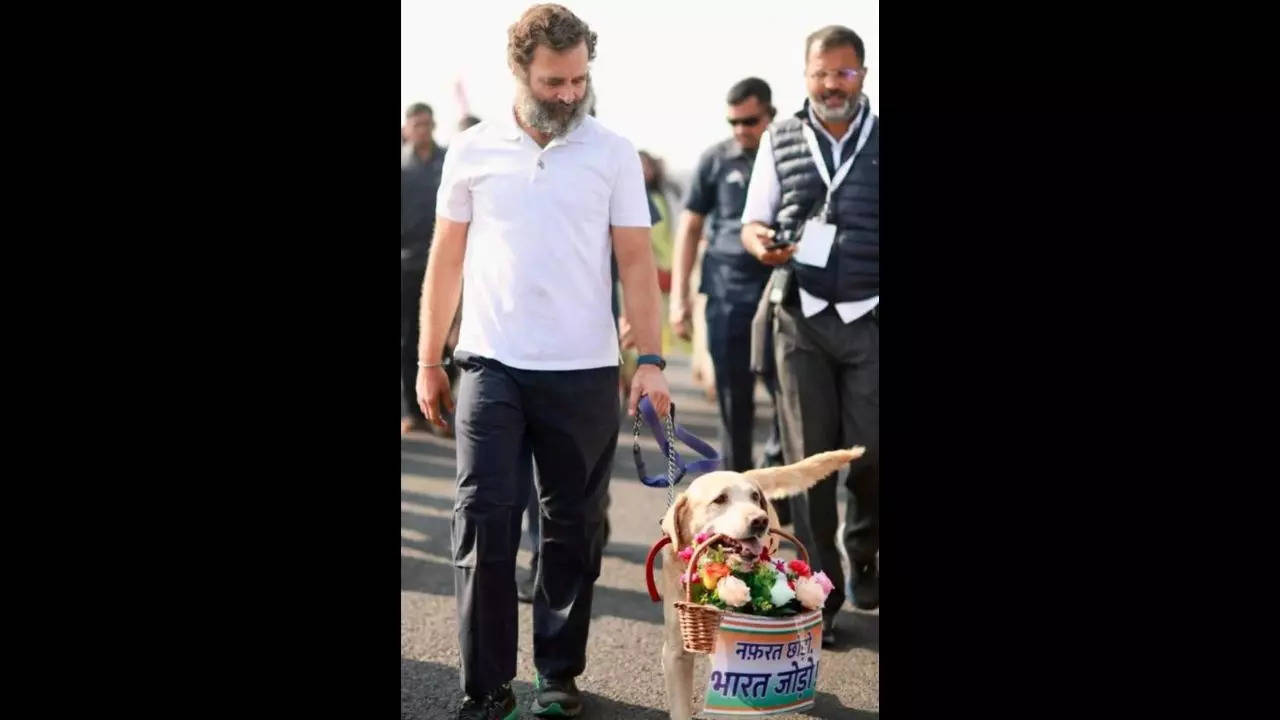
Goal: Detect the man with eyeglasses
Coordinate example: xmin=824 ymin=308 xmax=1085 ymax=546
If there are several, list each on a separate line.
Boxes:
xmin=670 ymin=77 xmax=789 ymax=491
xmin=740 ymin=25 xmax=880 ymax=649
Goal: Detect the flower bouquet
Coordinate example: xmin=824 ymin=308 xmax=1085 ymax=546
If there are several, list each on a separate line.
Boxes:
xmin=673 ymin=528 xmax=830 ymax=717
xmin=673 ymin=528 xmax=831 ymax=655
xmin=676 ymin=529 xmax=835 ymax=618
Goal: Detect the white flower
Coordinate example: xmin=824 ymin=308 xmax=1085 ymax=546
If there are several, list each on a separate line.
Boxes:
xmin=794 ymin=576 xmax=827 ymax=611
xmin=717 ymin=576 xmax=751 ymax=608
xmin=769 ymin=575 xmax=796 ymax=607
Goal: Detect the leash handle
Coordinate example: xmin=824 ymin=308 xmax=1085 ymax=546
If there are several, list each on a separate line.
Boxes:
xmin=632 ymin=396 xmax=722 ymax=489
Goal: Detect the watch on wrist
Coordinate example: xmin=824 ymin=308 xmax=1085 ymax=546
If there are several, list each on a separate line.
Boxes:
xmin=636 ymin=354 xmax=666 ymax=371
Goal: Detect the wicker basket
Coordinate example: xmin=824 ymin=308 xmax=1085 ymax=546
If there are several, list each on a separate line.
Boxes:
xmin=674 ymin=528 xmax=810 ymax=654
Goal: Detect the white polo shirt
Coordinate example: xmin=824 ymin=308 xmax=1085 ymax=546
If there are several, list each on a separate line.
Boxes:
xmin=436 ymin=110 xmax=652 ymax=370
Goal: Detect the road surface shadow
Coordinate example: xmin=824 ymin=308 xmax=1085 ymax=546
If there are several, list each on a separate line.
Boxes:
xmin=401 ymin=486 xmax=454 ymax=512
xmin=590 ymin=583 xmax=663 ymax=625
xmin=602 ymin=539 xmax=656 ymax=566
xmin=402 ymin=658 xmax=669 ymax=719
xmin=799 ymin=692 xmax=879 ymax=719
xmin=830 ymin=609 xmax=879 ymax=653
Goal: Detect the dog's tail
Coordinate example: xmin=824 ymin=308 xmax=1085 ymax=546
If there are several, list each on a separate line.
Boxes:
xmin=744 ymin=447 xmax=865 ymax=499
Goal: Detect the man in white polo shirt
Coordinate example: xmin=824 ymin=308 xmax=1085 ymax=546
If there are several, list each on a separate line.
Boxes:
xmin=414 ymin=5 xmax=671 ymax=719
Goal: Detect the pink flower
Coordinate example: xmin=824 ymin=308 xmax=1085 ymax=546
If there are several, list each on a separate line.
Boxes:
xmin=812 ymin=571 xmax=835 ymax=595
xmin=773 ymin=560 xmax=787 ymax=572
xmin=794 ymin=576 xmax=827 ymax=611
xmin=677 ymin=546 xmax=694 ymax=561
xmin=679 ymin=571 xmax=694 ymax=584
xmin=694 ymin=530 xmax=712 ymax=545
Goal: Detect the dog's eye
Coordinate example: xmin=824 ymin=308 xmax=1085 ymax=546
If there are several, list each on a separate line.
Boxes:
xmin=713 ymin=493 xmax=728 ymax=504
xmin=751 ymin=491 xmax=760 ymax=503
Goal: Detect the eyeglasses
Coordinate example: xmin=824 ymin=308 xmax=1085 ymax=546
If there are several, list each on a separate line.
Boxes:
xmin=808 ymin=68 xmax=864 ymax=82
xmin=727 ymin=115 xmax=762 ymax=127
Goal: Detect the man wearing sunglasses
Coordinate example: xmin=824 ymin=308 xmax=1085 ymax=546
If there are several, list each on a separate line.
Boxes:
xmin=740 ymin=25 xmax=880 ymax=649
xmin=670 ymin=78 xmax=788 ymax=491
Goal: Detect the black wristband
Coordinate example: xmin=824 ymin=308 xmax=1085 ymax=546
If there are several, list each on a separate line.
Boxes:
xmin=636 ymin=354 xmax=666 ymax=371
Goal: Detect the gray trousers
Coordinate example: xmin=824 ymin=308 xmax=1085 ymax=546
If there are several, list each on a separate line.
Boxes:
xmin=773 ymin=301 xmax=879 ymax=613
xmin=450 ymin=352 xmax=618 ymax=698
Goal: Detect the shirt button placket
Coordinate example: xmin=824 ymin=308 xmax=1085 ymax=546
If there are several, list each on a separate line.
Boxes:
xmin=531 ymin=150 xmax=548 ymax=182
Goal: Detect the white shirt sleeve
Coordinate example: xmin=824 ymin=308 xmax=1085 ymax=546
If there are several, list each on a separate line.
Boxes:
xmin=435 ymin=138 xmax=472 ymax=223
xmin=610 ymin=139 xmax=653 ymax=228
xmin=741 ymin=130 xmax=782 ymax=225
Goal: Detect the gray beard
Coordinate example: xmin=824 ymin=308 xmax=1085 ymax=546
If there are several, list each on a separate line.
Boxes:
xmin=516 ymin=81 xmax=595 ymax=138
xmin=811 ymin=92 xmax=860 ymax=123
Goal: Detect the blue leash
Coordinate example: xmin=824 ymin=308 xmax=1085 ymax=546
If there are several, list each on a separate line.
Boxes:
xmin=631 ymin=396 xmax=722 ymax=490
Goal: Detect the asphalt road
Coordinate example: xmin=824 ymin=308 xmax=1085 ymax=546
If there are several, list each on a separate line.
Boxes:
xmin=402 ymin=353 xmax=878 ymax=719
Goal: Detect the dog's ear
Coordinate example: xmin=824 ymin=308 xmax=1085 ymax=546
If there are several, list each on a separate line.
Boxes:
xmin=743 ymin=447 xmax=865 ymax=499
xmin=755 ymin=482 xmax=783 ymax=554
xmin=661 ymin=493 xmax=690 ymax=549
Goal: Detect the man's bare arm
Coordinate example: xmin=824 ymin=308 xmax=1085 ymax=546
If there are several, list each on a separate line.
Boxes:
xmin=669 ymin=210 xmax=705 ymax=340
xmin=613 ymin=224 xmax=671 ymax=417
xmin=415 ymin=217 xmax=468 ymax=427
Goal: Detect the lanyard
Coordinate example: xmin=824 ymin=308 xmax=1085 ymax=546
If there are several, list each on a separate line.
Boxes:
xmin=801 ymin=107 xmax=876 ymax=218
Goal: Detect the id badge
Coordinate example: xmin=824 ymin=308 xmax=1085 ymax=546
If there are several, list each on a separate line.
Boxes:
xmin=794 ymin=219 xmax=836 ymax=267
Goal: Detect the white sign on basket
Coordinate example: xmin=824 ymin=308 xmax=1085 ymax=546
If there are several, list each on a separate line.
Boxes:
xmin=701 ymin=609 xmax=823 ymax=717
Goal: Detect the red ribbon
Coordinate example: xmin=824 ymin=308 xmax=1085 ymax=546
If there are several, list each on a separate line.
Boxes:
xmin=644 ymin=535 xmax=673 ymax=602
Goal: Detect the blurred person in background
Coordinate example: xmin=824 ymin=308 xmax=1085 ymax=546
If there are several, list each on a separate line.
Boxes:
xmin=639 ymin=150 xmax=684 ymax=357
xmin=401 ymin=102 xmax=449 ymax=435
xmin=671 ymin=77 xmax=787 ymax=484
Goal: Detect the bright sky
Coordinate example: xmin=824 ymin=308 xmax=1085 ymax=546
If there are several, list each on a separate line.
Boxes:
xmin=401 ymin=0 xmax=879 ymax=180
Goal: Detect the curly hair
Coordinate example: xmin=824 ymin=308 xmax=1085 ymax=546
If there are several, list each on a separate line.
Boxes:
xmin=507 ymin=4 xmax=597 ymax=75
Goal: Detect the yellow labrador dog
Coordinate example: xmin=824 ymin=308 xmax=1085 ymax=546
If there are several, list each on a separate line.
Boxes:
xmin=656 ymin=447 xmax=864 ymax=720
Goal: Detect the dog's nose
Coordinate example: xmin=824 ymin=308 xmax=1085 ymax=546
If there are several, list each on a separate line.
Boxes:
xmin=749 ymin=516 xmax=769 ymax=535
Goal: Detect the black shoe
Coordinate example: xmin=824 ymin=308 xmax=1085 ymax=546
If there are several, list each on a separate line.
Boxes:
xmin=458 ymin=683 xmax=517 ymax=720
xmin=516 ymin=552 xmax=538 ymax=604
xmin=531 ymin=674 xmax=583 ymax=717
xmin=821 ymin=612 xmax=837 ymax=648
xmin=851 ymin=559 xmax=879 ymax=611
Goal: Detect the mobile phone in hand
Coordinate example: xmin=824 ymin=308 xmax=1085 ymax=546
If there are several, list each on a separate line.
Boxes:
xmin=764 ymin=239 xmax=793 ymax=251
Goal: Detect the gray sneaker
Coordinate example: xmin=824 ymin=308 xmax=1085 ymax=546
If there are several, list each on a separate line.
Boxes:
xmin=531 ymin=674 xmax=583 ymax=717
